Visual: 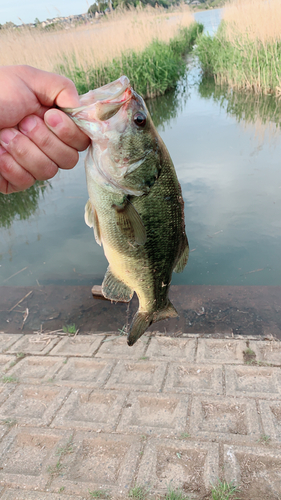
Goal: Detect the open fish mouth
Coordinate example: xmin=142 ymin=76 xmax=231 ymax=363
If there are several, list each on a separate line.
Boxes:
xmin=62 ymin=76 xmax=133 ymax=123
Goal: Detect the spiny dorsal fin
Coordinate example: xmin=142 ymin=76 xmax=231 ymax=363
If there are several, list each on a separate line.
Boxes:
xmin=174 ymin=235 xmax=189 ymax=273
xmin=113 ymin=200 xmax=146 ymax=245
xmin=84 ymin=199 xmax=101 ymax=246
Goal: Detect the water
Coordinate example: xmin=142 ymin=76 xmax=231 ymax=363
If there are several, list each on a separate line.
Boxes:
xmin=1 ymin=9 xmax=281 ymax=336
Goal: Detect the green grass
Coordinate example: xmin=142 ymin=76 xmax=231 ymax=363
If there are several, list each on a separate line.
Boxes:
xmin=165 ymin=485 xmax=189 ymax=500
xmin=258 ymin=434 xmax=271 ymax=445
xmin=47 ymin=435 xmax=74 ymax=476
xmin=62 ymin=324 xmax=77 ymax=334
xmin=57 ymin=22 xmax=203 ymax=98
xmin=1 ymin=418 xmax=17 ymax=427
xmin=196 ymin=21 xmax=281 ymax=94
xmin=1 ymin=375 xmax=19 ymax=383
xmin=244 ymin=348 xmax=255 ymax=356
xmin=89 ymin=489 xmax=110 ymax=498
xmin=128 ymin=485 xmax=149 ymax=499
xmin=211 ymin=480 xmax=240 ymax=500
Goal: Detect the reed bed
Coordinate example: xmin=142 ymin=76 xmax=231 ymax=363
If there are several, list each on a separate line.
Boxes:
xmin=196 ymin=0 xmax=281 ymax=94
xmin=0 ymin=6 xmax=202 ymax=97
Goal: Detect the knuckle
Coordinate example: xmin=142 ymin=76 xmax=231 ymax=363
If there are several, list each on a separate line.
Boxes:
xmin=8 ymin=134 xmax=30 ymax=161
xmin=38 ymin=162 xmax=58 ymax=181
xmin=38 ymin=132 xmax=53 ymax=151
xmin=59 ymin=150 xmax=79 ymax=170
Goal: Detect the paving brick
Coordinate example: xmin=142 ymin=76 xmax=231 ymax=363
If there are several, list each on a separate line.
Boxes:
xmin=7 ymin=335 xmax=59 ymax=355
xmin=224 ymin=445 xmax=281 ymax=498
xmin=0 ymin=385 xmax=70 ymax=427
xmin=117 ymin=392 xmax=189 ymax=437
xmin=145 ymin=337 xmax=196 ymax=362
xmin=196 ymin=339 xmax=246 ymax=364
xmin=0 ymin=382 xmax=17 ymax=408
xmin=49 ymin=334 xmax=105 ymax=357
xmin=0 ymin=334 xmax=22 ymax=353
xmin=249 ymin=340 xmax=281 ymax=366
xmin=7 ymin=356 xmax=66 ymax=384
xmin=0 ymin=427 xmax=72 ymax=490
xmin=0 ymin=425 xmax=8 ymax=441
xmin=96 ymin=335 xmax=147 ymax=359
xmin=53 ymin=358 xmax=115 ymax=388
xmin=2 ymin=490 xmax=85 ymax=499
xmin=189 ymin=396 xmax=261 ymax=442
xmin=163 ymin=363 xmax=223 ymax=395
xmin=50 ymin=432 xmax=141 ymax=497
xmin=136 ymin=438 xmax=219 ymax=497
xmin=51 ymin=389 xmax=127 ymax=431
xmin=0 ymin=355 xmax=17 ymax=375
xmin=105 ymin=360 xmax=167 ymax=392
xmin=225 ymin=365 xmax=281 ymax=399
xmin=259 ymin=400 xmax=281 ymax=442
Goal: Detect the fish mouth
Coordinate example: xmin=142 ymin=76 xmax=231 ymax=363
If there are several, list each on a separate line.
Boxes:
xmin=62 ymin=76 xmax=133 ymax=123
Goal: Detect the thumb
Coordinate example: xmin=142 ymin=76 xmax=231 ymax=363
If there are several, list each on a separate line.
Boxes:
xmin=17 ymin=65 xmax=81 ymax=108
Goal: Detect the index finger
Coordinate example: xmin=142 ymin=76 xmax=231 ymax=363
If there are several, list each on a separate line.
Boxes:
xmin=44 ymin=109 xmax=90 ymax=151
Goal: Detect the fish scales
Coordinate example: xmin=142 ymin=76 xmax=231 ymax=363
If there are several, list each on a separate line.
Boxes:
xmin=62 ymin=76 xmax=189 ymax=345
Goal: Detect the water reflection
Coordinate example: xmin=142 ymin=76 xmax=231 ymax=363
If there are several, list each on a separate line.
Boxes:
xmin=0 ymin=182 xmax=48 ymax=229
xmin=198 ymin=77 xmax=281 ymax=133
xmin=147 ymin=79 xmax=190 ymax=131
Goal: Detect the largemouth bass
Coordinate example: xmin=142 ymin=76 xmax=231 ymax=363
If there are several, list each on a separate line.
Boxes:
xmin=63 ymin=76 xmax=189 ymax=346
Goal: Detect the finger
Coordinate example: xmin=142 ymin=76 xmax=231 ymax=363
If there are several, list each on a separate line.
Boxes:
xmin=0 ymin=127 xmax=58 ymax=181
xmin=19 ymin=115 xmax=80 ymax=171
xmin=16 ymin=65 xmax=81 ymax=108
xmin=0 ymin=146 xmax=36 ymax=193
xmin=44 ymin=109 xmax=90 ymax=152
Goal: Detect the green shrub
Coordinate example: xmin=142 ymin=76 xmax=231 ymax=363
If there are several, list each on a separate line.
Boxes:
xmin=56 ymin=22 xmax=203 ymax=98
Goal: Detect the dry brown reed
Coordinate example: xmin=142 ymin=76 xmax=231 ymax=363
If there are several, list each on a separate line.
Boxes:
xmin=0 ymin=6 xmax=194 ymax=73
xmin=223 ymin=0 xmax=281 ymax=43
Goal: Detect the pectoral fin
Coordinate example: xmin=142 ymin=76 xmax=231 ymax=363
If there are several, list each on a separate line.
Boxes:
xmin=85 ymin=199 xmax=101 ymax=246
xmin=113 ymin=200 xmax=146 ymax=245
xmin=102 ymin=267 xmax=134 ymax=302
xmin=174 ymin=235 xmax=189 ymax=273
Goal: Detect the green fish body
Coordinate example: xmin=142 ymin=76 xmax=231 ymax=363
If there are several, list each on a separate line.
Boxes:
xmin=63 ymin=76 xmax=189 ymax=345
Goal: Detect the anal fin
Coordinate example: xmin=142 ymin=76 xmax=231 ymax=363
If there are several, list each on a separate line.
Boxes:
xmin=102 ymin=267 xmax=134 ymax=303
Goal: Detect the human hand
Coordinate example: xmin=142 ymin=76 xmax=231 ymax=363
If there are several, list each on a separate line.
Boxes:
xmin=0 ymin=65 xmax=90 ymax=194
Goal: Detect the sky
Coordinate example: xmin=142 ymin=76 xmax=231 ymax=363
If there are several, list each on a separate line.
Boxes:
xmin=0 ymin=0 xmax=91 ymax=26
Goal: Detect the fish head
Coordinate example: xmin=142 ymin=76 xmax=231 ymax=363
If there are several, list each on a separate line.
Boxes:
xmin=63 ymin=76 xmax=160 ymax=194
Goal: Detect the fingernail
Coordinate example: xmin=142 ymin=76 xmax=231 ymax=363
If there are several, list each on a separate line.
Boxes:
xmin=45 ymin=111 xmax=63 ymax=129
xmin=0 ymin=129 xmax=17 ymax=146
xmin=20 ymin=115 xmax=37 ymax=133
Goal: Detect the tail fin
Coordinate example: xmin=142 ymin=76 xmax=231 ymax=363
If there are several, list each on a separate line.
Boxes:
xmin=127 ymin=300 xmax=178 ymax=346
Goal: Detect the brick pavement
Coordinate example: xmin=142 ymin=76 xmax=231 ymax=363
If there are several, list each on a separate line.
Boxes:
xmin=0 ymin=332 xmax=279 ymax=499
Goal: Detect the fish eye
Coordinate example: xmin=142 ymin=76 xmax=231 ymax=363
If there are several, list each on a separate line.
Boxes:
xmin=134 ymin=112 xmax=146 ymax=127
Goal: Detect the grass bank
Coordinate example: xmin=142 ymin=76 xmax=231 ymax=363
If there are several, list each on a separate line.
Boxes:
xmin=196 ymin=0 xmax=281 ymax=95
xmin=57 ymin=22 xmax=203 ymax=97
xmin=0 ymin=6 xmax=202 ymax=97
